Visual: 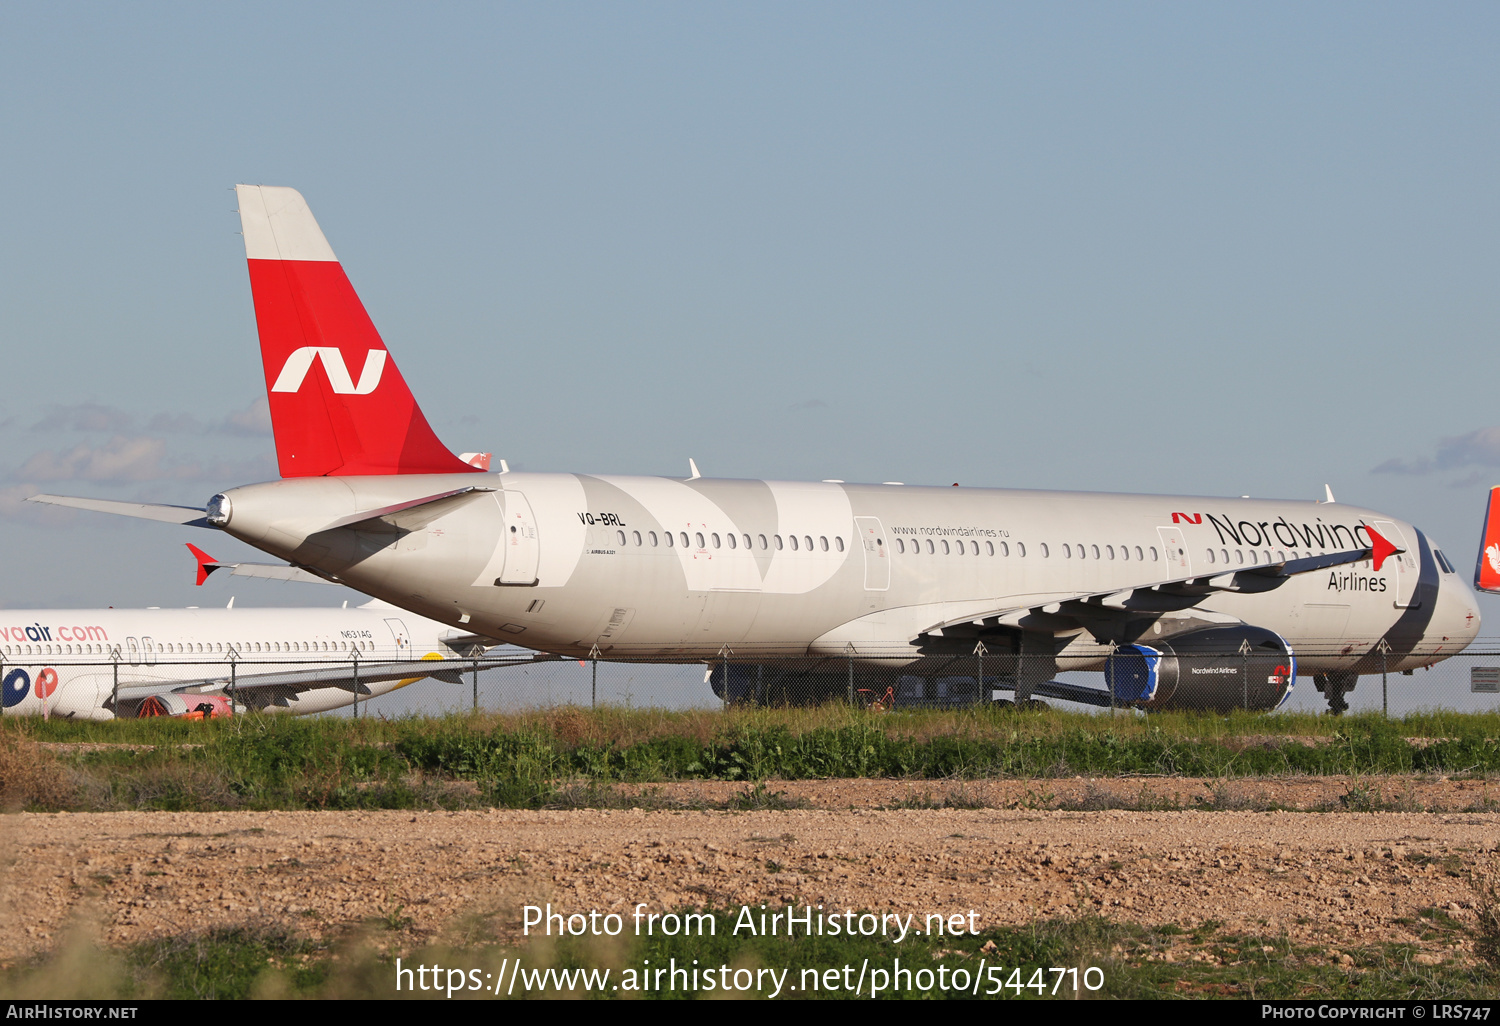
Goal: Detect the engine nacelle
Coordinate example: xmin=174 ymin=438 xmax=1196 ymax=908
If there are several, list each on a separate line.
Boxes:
xmin=1103 ymin=625 xmax=1297 ymax=712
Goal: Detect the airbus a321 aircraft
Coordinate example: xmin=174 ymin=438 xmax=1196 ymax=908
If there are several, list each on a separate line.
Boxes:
xmin=0 ymin=546 xmax=515 ymax=720
xmin=33 ymin=186 xmax=1491 ymax=714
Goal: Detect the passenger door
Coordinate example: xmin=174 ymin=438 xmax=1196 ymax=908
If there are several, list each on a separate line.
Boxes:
xmin=497 ymin=491 xmax=541 ymax=586
xmin=853 ymin=516 xmax=889 ymax=591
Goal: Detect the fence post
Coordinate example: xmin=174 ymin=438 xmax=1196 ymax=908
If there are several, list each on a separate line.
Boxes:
xmin=588 ymin=643 xmax=602 ymax=709
xmin=229 ymin=652 xmax=237 ymax=713
xmin=1107 ymin=641 xmax=1117 ymax=716
xmin=1239 ymin=638 xmax=1252 ymax=711
xmin=111 ymin=647 xmax=120 ymax=718
xmin=974 ymin=640 xmax=987 ymax=705
xmin=352 ymin=649 xmax=360 ymax=720
xmin=472 ymin=656 xmax=479 ymax=713
xmin=1378 ymin=638 xmax=1391 ymax=718
xmin=846 ymin=644 xmax=855 ymax=706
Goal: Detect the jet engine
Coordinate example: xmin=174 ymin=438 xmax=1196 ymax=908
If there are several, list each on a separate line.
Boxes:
xmin=1103 ymin=625 xmax=1296 ymax=712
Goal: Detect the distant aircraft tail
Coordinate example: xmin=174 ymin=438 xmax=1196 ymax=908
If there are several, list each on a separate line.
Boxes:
xmin=235 ymin=185 xmax=481 ymax=478
xmin=1476 ymin=486 xmax=1500 ymax=594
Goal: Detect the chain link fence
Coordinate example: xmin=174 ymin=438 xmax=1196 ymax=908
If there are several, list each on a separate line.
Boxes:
xmin=8 ymin=642 xmax=1500 ymax=719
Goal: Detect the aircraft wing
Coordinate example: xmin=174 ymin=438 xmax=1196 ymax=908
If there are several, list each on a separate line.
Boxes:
xmin=109 ymin=652 xmax=550 ymax=711
xmin=918 ymin=532 xmax=1400 ymax=640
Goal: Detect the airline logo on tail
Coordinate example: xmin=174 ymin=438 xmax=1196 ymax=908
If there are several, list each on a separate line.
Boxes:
xmin=272 ymin=347 xmax=387 ymax=395
xmin=1477 ymin=487 xmax=1500 ymax=594
xmin=236 ymin=184 xmax=482 ymax=478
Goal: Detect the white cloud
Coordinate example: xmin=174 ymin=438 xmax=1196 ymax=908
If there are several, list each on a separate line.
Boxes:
xmin=216 ymin=397 xmax=272 ymax=437
xmin=15 ymin=436 xmax=187 ymax=483
xmin=30 ymin=403 xmax=135 ymax=433
xmin=1373 ymin=425 xmax=1500 ymax=477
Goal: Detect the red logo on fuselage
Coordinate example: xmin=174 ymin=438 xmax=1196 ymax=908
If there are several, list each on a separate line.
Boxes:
xmin=1171 ymin=512 xmax=1202 ymax=524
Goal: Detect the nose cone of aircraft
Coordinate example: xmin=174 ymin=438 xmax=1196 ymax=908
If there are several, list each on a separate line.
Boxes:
xmin=1428 ymin=571 xmax=1482 ymax=653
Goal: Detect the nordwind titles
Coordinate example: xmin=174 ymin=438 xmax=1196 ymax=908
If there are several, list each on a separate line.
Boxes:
xmin=1203 ymin=513 xmax=1371 ymax=552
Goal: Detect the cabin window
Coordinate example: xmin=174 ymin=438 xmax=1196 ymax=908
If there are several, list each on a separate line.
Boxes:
xmin=820 ymin=536 xmax=829 ymax=551
xmin=664 ymin=531 xmax=673 ymax=547
xmin=926 ymin=539 xmax=935 ymax=554
xmin=744 ymin=534 xmax=753 ymax=549
xmin=680 ymin=532 xmax=690 ymax=548
xmin=649 ymin=531 xmax=658 ymax=546
xmin=1106 ymin=545 xmax=1115 ymax=560
xmin=1018 ymin=543 xmax=1027 ymax=557
xmin=1276 ymin=550 xmax=1285 ymax=562
xmin=790 ymin=535 xmax=799 ymax=551
xmin=896 ymin=538 xmax=905 ymax=553
xmin=1221 ymin=549 xmax=1229 ymax=564
xmin=1207 ymin=549 xmax=1216 ymax=564
xmin=1091 ymin=544 xmax=1100 ymax=559
xmin=695 ymin=532 xmax=705 ymax=549
xmin=726 ymin=533 xmax=736 ymax=549
xmin=1000 ymin=542 xmax=1009 ymax=556
xmin=633 ymin=531 xmax=642 ymax=546
xmin=986 ymin=541 xmax=994 ymax=556
xmin=940 ymin=540 xmax=949 ymax=554
xmin=1133 ymin=545 xmax=1143 ymax=561
xmin=617 ymin=530 xmax=627 ymax=546
xmin=835 ymin=536 xmax=844 ymax=552
xmin=1120 ymin=545 xmax=1130 ymax=561
xmin=1039 ymin=543 xmax=1049 ymax=558
xmin=1262 ymin=551 xmax=1271 ymax=564
xmin=1063 ymin=544 xmax=1072 ymax=558
xmin=758 ymin=534 xmax=768 ymax=550
xmin=969 ymin=540 xmax=978 ymax=555
xmin=804 ymin=535 xmax=813 ymax=551
xmin=1150 ymin=547 xmax=1158 ymax=561
xmin=774 ymin=535 xmax=784 ymax=550
xmin=712 ymin=533 xmax=721 ymax=548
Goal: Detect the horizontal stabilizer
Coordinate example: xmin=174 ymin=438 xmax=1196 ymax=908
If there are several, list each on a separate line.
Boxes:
xmin=28 ymin=494 xmax=211 ymax=527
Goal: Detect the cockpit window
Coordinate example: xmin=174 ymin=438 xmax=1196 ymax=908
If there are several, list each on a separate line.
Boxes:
xmin=1434 ymin=549 xmax=1456 ymax=574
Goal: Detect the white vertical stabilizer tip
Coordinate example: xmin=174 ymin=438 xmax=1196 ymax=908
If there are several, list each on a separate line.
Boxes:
xmin=1324 ymin=484 xmax=1336 ymax=504
xmin=235 ymin=185 xmax=338 ymax=262
xmin=688 ymin=458 xmax=702 ymax=480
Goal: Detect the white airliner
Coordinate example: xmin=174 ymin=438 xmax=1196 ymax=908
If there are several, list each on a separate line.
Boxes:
xmin=32 ymin=186 xmax=1492 ymax=715
xmin=0 ymin=546 xmax=518 ymax=720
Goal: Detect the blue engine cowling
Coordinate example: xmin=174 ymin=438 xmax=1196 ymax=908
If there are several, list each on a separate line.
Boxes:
xmin=1103 ymin=625 xmax=1297 ymax=712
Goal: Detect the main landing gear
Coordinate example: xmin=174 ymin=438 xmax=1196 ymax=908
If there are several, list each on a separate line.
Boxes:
xmin=1313 ymin=671 xmax=1358 ymax=716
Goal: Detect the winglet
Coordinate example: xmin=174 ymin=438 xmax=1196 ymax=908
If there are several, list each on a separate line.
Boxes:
xmin=1324 ymin=484 xmax=1336 ymax=504
xmin=1476 ymin=486 xmax=1500 ymax=593
xmin=1366 ymin=525 xmax=1400 ymax=573
xmin=186 ymin=543 xmax=222 ymax=586
xmin=688 ymin=458 xmax=701 ymax=480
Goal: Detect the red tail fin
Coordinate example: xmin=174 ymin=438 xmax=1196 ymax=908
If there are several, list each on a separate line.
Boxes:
xmin=235 ymin=185 xmax=480 ymax=478
xmin=1477 ymin=487 xmax=1500 ymax=594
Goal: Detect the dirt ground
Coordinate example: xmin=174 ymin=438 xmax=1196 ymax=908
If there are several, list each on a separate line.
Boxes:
xmin=615 ymin=774 xmax=1500 ymax=811
xmin=5 ymin=782 xmax=1500 ymax=966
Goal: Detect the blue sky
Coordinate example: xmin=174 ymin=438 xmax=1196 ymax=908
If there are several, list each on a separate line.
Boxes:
xmin=3 ymin=4 xmax=1499 ymax=705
